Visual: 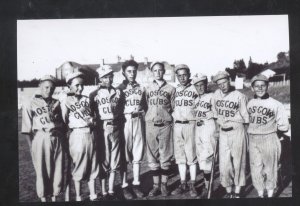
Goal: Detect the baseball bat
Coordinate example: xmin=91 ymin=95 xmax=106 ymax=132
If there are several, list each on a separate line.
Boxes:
xmin=207 ymin=138 xmax=219 ymax=199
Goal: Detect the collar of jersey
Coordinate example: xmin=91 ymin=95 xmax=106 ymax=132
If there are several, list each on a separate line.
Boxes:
xmin=153 ymin=79 xmax=166 ymax=88
xmin=178 ymin=80 xmax=192 ymax=89
xmin=123 ymin=80 xmax=139 ymax=87
xmin=254 ymin=93 xmax=269 ymax=99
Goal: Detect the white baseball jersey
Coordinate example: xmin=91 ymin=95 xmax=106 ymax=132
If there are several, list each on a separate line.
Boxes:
xmin=247 ymin=97 xmax=289 ymax=134
xmin=172 ymin=82 xmax=198 ymax=121
xmin=145 ymin=80 xmax=175 ymax=122
xmin=195 ymin=92 xmax=214 ymax=120
xmin=61 ymin=94 xmax=93 ymax=128
xmin=90 ymin=86 xmax=123 ymax=120
xmin=212 ymin=89 xmax=249 ymax=127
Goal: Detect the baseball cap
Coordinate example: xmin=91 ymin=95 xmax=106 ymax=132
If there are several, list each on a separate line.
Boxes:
xmin=65 ymin=71 xmax=84 ymax=83
xmin=97 ymin=65 xmax=113 ymax=78
xmin=212 ymin=71 xmax=230 ymax=83
xmin=150 ymin=61 xmax=165 ymax=71
xmin=175 ymin=64 xmax=190 ymax=74
xmin=191 ymin=73 xmax=207 ymax=84
xmin=251 ymin=74 xmax=269 ymax=85
xmin=40 ymin=75 xmax=56 ymax=84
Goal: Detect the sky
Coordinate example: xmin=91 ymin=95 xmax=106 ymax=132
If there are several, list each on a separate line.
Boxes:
xmin=17 ymin=15 xmax=289 ymax=80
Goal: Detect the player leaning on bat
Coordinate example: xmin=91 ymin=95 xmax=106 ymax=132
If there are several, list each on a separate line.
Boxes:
xmin=211 ymin=71 xmax=249 ymax=198
xmin=61 ymin=72 xmax=99 ymax=201
xmin=21 ymin=75 xmax=65 ymax=202
xmin=89 ymin=65 xmax=123 ymax=200
xmin=247 ymin=74 xmax=289 ymax=198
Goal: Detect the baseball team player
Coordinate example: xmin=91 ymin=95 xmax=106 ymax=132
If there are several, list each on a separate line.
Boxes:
xmin=211 ymin=71 xmax=249 ymax=198
xmin=117 ymin=60 xmax=147 ymax=199
xmin=191 ymin=73 xmax=217 ymax=197
xmin=89 ymin=65 xmax=123 ymax=200
xmin=171 ymin=64 xmax=198 ymax=197
xmin=145 ymin=61 xmax=175 ymax=197
xmin=247 ymin=74 xmax=289 ymax=198
xmin=61 ymin=72 xmax=99 ymax=201
xmin=21 ymin=75 xmax=64 ymax=202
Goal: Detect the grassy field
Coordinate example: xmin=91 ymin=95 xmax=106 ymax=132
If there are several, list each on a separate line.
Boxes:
xmin=18 ymin=109 xmax=292 ymax=202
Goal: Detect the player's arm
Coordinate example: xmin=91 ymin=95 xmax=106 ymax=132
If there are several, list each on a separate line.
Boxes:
xmin=21 ymin=100 xmax=34 ymax=148
xmin=276 ymin=102 xmax=290 ymax=134
xmin=170 ymin=87 xmax=176 ymax=113
xmin=240 ymin=94 xmax=250 ymax=125
xmin=60 ymin=99 xmax=69 ymax=126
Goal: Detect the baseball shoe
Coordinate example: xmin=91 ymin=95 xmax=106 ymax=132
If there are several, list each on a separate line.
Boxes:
xmin=171 ymin=182 xmax=187 ymax=195
xmin=132 ymin=185 xmax=145 ymax=198
xmin=232 ymin=193 xmax=240 ymax=198
xmin=189 ymin=182 xmax=198 ymax=197
xmin=148 ymin=184 xmax=161 ymax=197
xmin=122 ymin=187 xmax=133 ymax=200
xmin=107 ymin=193 xmax=118 ymax=200
xmin=161 ymin=183 xmax=170 ymax=197
xmin=200 ymin=187 xmax=208 ymax=199
xmin=224 ymin=192 xmax=233 ymax=198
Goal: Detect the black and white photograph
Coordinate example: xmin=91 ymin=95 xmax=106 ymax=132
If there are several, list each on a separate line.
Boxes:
xmin=17 ymin=15 xmax=292 ymax=202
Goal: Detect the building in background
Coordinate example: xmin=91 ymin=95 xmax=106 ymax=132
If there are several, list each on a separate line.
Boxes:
xmin=55 ymin=56 xmax=176 ymax=86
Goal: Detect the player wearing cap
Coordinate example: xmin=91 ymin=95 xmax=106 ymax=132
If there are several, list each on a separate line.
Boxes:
xmin=61 ymin=72 xmax=99 ymax=201
xmin=192 ymin=73 xmax=217 ymax=197
xmin=117 ymin=60 xmax=147 ymax=199
xmin=89 ymin=65 xmax=123 ymax=200
xmin=21 ymin=75 xmax=65 ymax=202
xmin=211 ymin=71 xmax=249 ymax=198
xmin=145 ymin=61 xmax=175 ymax=197
xmin=247 ymin=74 xmax=289 ymax=198
xmin=171 ymin=64 xmax=198 ymax=197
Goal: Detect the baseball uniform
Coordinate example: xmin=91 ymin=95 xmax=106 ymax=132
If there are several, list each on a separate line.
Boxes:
xmin=61 ymin=93 xmax=99 ymax=182
xmin=90 ymin=86 xmax=123 ymax=176
xmin=212 ymin=88 xmax=249 ymax=188
xmin=172 ymin=82 xmax=198 ymax=166
xmin=117 ymin=80 xmax=146 ymax=165
xmin=194 ymin=92 xmax=216 ymax=171
xmin=21 ymin=94 xmax=64 ymax=199
xmin=247 ymin=95 xmax=289 ymax=191
xmin=145 ymin=79 xmax=175 ymax=171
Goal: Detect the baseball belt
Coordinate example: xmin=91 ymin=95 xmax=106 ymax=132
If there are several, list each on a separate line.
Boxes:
xmin=154 ymin=122 xmax=165 ymax=127
xmin=221 ymin=127 xmax=233 ymax=132
xmin=175 ymin=120 xmax=190 ymax=124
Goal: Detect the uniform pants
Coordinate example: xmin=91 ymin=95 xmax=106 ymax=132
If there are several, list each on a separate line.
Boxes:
xmin=195 ymin=119 xmax=216 ymax=171
xmin=101 ymin=121 xmax=121 ymax=174
xmin=173 ymin=121 xmax=197 ymax=165
xmin=249 ymin=133 xmax=281 ymax=191
xmin=31 ymin=130 xmax=63 ymax=198
xmin=123 ymin=115 xmax=144 ymax=163
xmin=69 ymin=128 xmax=99 ymax=182
xmin=219 ymin=123 xmax=246 ymax=187
xmin=146 ymin=122 xmax=173 ymax=170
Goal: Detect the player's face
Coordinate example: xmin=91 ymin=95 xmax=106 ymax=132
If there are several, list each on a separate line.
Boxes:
xmin=123 ymin=66 xmax=137 ymax=83
xmin=216 ymin=78 xmax=230 ymax=93
xmin=252 ymin=80 xmax=268 ymax=98
xmin=194 ymin=80 xmax=207 ymax=95
xmin=40 ymin=80 xmax=55 ymax=99
xmin=69 ymin=77 xmax=84 ymax=95
xmin=100 ymin=73 xmax=114 ymax=87
xmin=176 ymin=69 xmax=190 ymax=86
xmin=152 ymin=64 xmax=165 ymax=80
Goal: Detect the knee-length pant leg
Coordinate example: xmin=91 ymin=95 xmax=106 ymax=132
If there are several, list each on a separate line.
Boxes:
xmin=102 ymin=122 xmax=121 ymax=173
xmin=146 ymin=123 xmax=174 ymax=170
xmin=249 ymin=133 xmax=281 ymax=191
xmin=124 ymin=116 xmax=144 ymax=163
xmin=69 ymin=128 xmax=99 ymax=182
xmin=173 ymin=122 xmax=197 ymax=165
xmin=195 ymin=120 xmax=216 ymax=171
xmin=31 ymin=131 xmax=63 ymax=198
xmin=219 ymin=124 xmax=246 ymax=187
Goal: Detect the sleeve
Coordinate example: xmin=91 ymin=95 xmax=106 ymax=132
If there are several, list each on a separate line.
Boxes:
xmin=239 ymin=93 xmax=249 ymax=123
xmin=60 ymin=99 xmax=69 ymax=125
xmin=211 ymin=93 xmax=218 ymax=119
xmin=89 ymin=90 xmax=98 ymax=119
xmin=170 ymin=87 xmax=176 ymax=112
xmin=21 ymin=99 xmax=33 ymax=134
xmin=141 ymin=87 xmax=148 ymax=113
xmin=276 ymin=102 xmax=290 ymax=132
